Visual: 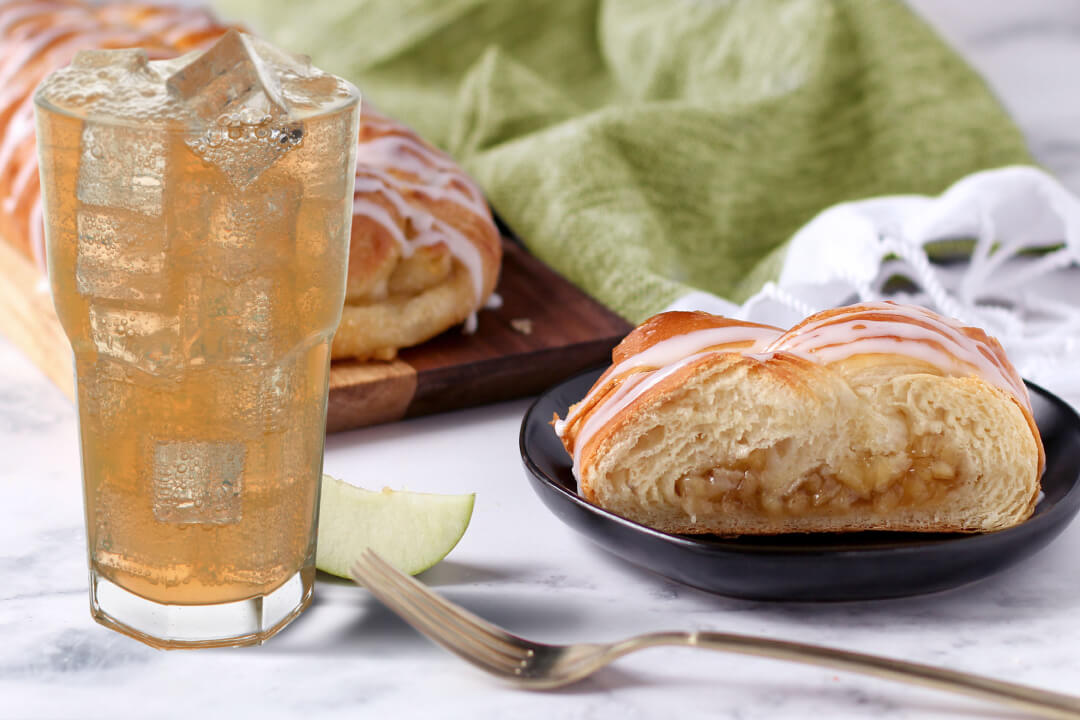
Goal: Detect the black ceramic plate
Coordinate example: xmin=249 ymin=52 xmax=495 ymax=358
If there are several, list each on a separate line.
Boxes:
xmin=520 ymin=369 xmax=1080 ymax=601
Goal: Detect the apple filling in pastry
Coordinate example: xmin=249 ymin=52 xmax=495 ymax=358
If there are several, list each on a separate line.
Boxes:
xmin=555 ymin=303 xmax=1044 ymax=536
xmin=661 ymin=440 xmax=965 ymax=524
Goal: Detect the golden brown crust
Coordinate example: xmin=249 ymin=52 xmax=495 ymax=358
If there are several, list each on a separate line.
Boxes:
xmin=333 ymin=261 xmax=475 ymax=361
xmin=0 ymin=1 xmax=239 ymax=266
xmin=556 ymin=311 xmax=784 ymax=468
xmin=335 ymin=109 xmax=502 ymax=360
xmin=577 ymin=350 xmax=822 ymax=505
xmin=611 ymin=311 xmax=780 ymax=365
xmin=558 ymin=305 xmax=1044 ymax=536
xmin=775 ymin=303 xmax=1044 ymax=477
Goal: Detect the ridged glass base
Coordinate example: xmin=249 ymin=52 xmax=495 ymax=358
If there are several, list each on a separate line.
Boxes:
xmin=89 ymin=567 xmax=314 ymax=649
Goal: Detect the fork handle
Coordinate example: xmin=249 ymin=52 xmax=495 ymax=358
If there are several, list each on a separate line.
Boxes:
xmin=622 ymin=631 xmax=1080 ymax=720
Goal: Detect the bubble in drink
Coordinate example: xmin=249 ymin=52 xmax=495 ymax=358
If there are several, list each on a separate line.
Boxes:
xmin=88 ymin=304 xmax=182 ymax=374
xmin=75 ymin=209 xmax=167 ymax=306
xmin=77 ymin=123 xmax=166 ymax=215
xmin=152 ymin=440 xmax=246 ymax=525
xmin=168 ymin=32 xmax=306 ymax=186
xmin=34 ymin=31 xmax=359 ymax=645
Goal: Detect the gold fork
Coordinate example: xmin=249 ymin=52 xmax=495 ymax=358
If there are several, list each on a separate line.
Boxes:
xmin=351 ymin=550 xmax=1080 ymax=719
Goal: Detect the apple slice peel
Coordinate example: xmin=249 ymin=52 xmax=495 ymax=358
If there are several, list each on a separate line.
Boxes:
xmin=316 ymin=474 xmax=475 ymax=578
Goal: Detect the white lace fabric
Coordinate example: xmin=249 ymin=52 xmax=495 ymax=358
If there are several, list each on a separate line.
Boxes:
xmin=664 ymin=166 xmax=1080 ymax=408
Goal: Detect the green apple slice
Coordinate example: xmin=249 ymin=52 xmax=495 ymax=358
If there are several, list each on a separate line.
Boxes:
xmin=315 ymin=474 xmax=475 ymax=578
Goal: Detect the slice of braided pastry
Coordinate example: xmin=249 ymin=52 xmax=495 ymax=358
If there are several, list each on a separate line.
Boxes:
xmin=0 ymin=1 xmax=501 ymax=361
xmin=554 ymin=302 xmax=1044 ymax=535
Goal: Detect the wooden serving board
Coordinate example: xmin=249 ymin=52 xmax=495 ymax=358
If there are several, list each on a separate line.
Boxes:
xmin=0 ymin=235 xmax=631 ymax=432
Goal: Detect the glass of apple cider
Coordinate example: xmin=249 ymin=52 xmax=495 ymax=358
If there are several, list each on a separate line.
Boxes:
xmin=33 ymin=30 xmax=359 ymax=648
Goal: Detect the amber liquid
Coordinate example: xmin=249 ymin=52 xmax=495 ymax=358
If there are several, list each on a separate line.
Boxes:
xmin=36 ymin=102 xmax=356 ymax=605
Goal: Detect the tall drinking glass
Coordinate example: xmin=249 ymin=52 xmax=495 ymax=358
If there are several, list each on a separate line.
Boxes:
xmin=33 ymin=31 xmax=359 ymax=648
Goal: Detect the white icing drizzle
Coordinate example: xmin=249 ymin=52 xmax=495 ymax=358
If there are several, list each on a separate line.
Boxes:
xmin=362 ymin=165 xmax=488 ymax=216
xmin=0 ymin=4 xmax=72 ymax=36
xmin=352 ymin=157 xmax=488 ymax=303
xmin=350 ymin=109 xmax=492 ymax=308
xmin=361 ymin=135 xmax=461 ymax=177
xmin=0 ymin=105 xmax=34 ymax=209
xmin=561 ymin=304 xmax=1032 ymax=479
xmin=421 ymin=217 xmax=486 ymax=303
xmin=569 ymin=351 xmax=703 ymax=478
xmin=557 ymin=325 xmax=782 ymax=434
xmin=3 ymin=27 xmax=62 ymax=78
xmin=0 ymin=27 xmax=125 ymax=123
xmin=558 ymin=324 xmax=782 ymax=478
xmin=0 ymin=2 xmax=225 ymax=264
xmin=765 ymin=302 xmax=1030 ymax=408
xmin=352 ymin=196 xmax=408 ymax=246
xmin=9 ymin=143 xmax=40 ymax=213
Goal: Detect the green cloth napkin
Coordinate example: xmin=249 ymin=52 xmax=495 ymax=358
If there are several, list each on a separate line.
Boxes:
xmin=216 ymin=0 xmax=1032 ymax=323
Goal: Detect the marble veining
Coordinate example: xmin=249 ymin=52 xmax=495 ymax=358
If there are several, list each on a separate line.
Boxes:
xmin=4 ymin=2 xmax=1080 ymax=718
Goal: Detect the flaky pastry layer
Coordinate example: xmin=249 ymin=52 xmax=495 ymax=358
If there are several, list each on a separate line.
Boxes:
xmin=555 ymin=304 xmax=1044 ymax=535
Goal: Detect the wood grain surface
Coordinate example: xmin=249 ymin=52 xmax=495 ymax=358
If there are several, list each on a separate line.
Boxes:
xmin=0 ymin=236 xmax=631 ymax=432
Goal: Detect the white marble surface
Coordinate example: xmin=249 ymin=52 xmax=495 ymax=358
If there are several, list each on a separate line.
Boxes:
xmin=4 ymin=2 xmax=1080 ymax=718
